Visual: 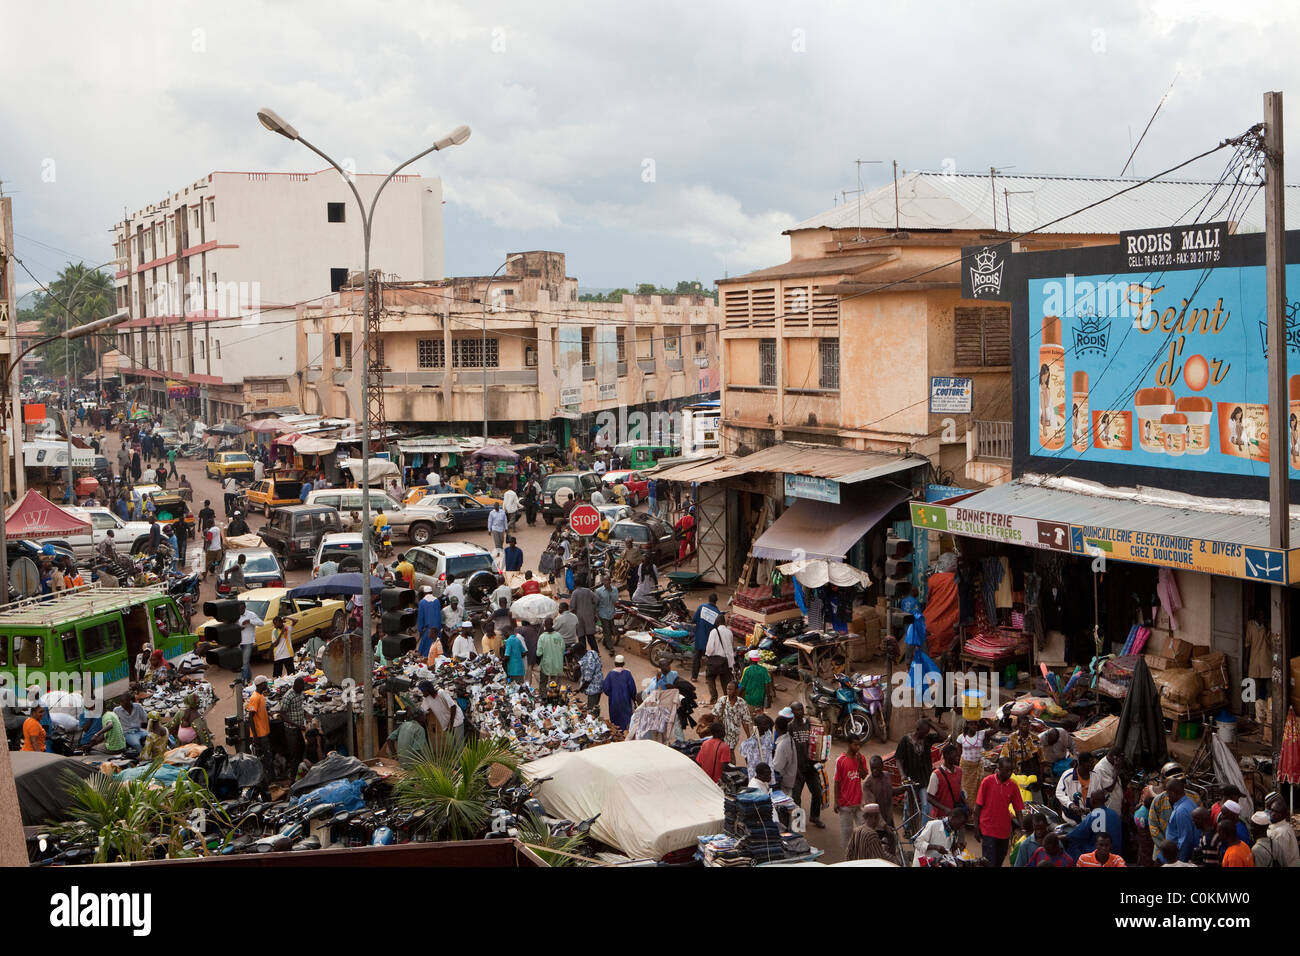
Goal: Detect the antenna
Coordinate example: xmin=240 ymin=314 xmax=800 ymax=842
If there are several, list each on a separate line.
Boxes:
xmin=842 ymin=159 xmax=883 ymax=240
xmin=1002 ymin=188 xmax=1034 ymax=233
xmin=1121 ymin=71 xmax=1179 ymax=177
xmin=988 ymin=165 xmax=1015 ymax=232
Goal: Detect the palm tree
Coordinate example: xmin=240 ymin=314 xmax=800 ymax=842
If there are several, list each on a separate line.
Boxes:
xmin=393 ymin=735 xmax=519 ymax=841
xmin=53 ymin=762 xmax=228 ymax=863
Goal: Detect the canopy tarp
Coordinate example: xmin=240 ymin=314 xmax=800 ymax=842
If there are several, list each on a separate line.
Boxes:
xmin=342 ymin=458 xmax=400 ymax=483
xmin=11 ymin=751 xmax=98 ymax=825
xmin=470 ymin=444 xmax=519 ymax=461
xmin=753 ymin=485 xmax=910 ymax=562
xmin=4 ymin=489 xmax=92 ymax=541
xmin=207 ymin=422 xmax=245 ymax=436
xmin=777 ymin=559 xmax=872 ymax=589
xmin=277 ymin=433 xmax=338 ymax=455
xmin=520 ymin=740 xmax=723 ymax=860
xmin=247 ymin=418 xmax=294 ymax=434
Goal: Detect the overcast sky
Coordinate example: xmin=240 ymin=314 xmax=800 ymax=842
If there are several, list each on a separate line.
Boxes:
xmin=2 ymin=0 xmax=1297 ymax=299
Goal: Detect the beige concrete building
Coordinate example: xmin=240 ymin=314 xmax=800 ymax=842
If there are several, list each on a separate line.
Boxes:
xmin=1 ymin=196 xmax=18 ymax=498
xmin=111 ymin=169 xmax=444 ymax=420
xmin=297 ymin=251 xmax=720 ymax=444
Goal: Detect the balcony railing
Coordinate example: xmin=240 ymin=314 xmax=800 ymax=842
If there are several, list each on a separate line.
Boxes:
xmin=975 ymin=420 xmax=1013 ymax=461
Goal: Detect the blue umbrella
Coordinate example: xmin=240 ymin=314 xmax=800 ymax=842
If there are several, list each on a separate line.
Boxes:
xmin=288 ymin=572 xmax=386 ymax=598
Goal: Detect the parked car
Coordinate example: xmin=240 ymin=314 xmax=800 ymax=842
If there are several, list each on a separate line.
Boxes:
xmin=312 ymin=532 xmax=368 ymax=576
xmin=596 ymin=503 xmax=633 ymax=525
xmin=398 ymin=542 xmax=495 ymax=599
xmin=404 ymin=493 xmax=494 ymax=533
xmin=195 ymin=587 xmax=347 ymax=656
xmin=540 ymin=471 xmax=603 ymax=524
xmin=242 ymin=475 xmax=306 ymax=517
xmin=608 ymin=514 xmax=678 ymax=564
xmin=387 ymin=498 xmax=455 ymax=546
xmin=206 ymin=450 xmax=255 ymax=480
xmin=259 ymin=504 xmax=344 ymax=568
xmin=215 ymin=548 xmax=286 ymax=595
xmin=602 ymin=470 xmax=649 ymax=506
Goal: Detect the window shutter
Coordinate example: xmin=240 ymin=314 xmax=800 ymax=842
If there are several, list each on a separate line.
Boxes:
xmin=981 ymin=307 xmax=1011 ymax=366
xmin=954 ymin=308 xmax=984 ymax=366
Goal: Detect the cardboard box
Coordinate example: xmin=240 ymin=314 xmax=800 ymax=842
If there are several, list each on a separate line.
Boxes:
xmin=1074 ymin=714 xmax=1119 ymax=753
xmin=1192 ymin=651 xmax=1226 ymax=674
xmin=1144 ymin=653 xmax=1174 ymax=672
xmin=1199 ymin=688 xmax=1228 ymax=710
xmin=1167 ymin=638 xmax=1194 ymax=666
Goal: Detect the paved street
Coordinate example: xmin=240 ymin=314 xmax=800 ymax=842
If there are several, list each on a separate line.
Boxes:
xmin=85 ymin=422 xmax=918 ymax=863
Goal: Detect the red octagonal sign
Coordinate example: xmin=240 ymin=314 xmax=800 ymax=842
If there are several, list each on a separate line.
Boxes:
xmin=568 ymin=503 xmax=602 ymax=537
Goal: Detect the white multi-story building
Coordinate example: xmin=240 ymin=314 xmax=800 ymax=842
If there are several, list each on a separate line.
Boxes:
xmin=112 ymin=169 xmax=444 ymax=420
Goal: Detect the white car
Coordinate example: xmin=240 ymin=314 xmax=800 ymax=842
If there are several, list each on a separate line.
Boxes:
xmin=66 ymin=506 xmax=153 ymax=558
xmin=303 ymin=488 xmax=402 ymax=532
xmin=313 ymin=532 xmax=368 ymax=577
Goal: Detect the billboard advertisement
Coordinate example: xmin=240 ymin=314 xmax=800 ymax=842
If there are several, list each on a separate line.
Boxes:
xmin=555 ymin=326 xmax=583 ymax=410
xmin=963 ymin=223 xmax=1300 ymax=498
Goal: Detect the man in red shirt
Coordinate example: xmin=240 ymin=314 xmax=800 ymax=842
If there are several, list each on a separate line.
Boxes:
xmin=21 ymin=705 xmax=46 ymax=752
xmin=834 ymin=735 xmax=869 ymax=850
xmin=974 ymin=755 xmax=1025 ymax=866
xmin=696 ymin=722 xmax=732 ymax=782
xmin=520 ymin=571 xmax=542 ymax=595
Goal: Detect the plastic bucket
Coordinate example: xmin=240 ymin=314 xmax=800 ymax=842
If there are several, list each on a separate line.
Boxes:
xmin=1216 ymin=711 xmax=1237 ymax=743
xmin=962 ymin=689 xmax=986 ymax=721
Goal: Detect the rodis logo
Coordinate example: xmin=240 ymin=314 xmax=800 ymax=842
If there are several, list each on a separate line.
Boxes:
xmin=1071 ymin=317 xmax=1111 ymax=358
xmin=1258 ymin=299 xmax=1300 ymax=359
xmin=968 ymin=247 xmax=1004 ymax=298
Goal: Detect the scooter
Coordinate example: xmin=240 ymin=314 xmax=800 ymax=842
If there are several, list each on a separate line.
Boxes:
xmin=805 ymin=674 xmax=870 ymax=739
xmin=846 ymin=672 xmax=891 ymax=742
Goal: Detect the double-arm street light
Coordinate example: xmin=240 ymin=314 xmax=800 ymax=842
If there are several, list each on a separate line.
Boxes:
xmin=1 ymin=309 xmax=130 ymax=603
xmin=256 ymin=108 xmax=470 ymax=758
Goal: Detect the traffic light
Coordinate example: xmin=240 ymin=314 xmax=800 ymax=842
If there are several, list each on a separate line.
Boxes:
xmin=381 ymin=607 xmax=418 ymax=635
xmin=883 ymin=534 xmax=914 ymax=597
xmin=204 ymin=622 xmax=242 ymax=647
xmin=380 ymin=587 xmax=415 ymax=612
xmin=203 ymin=599 xmax=243 ymax=623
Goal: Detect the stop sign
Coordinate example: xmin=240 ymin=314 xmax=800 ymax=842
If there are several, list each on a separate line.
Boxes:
xmin=568 ymin=503 xmax=602 ymax=536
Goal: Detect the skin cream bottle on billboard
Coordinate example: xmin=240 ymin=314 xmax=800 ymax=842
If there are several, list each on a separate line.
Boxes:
xmin=1071 ymin=370 xmax=1089 ymax=452
xmin=1038 ymin=315 xmax=1065 ymax=450
xmin=1175 ymin=396 xmax=1212 ymax=456
xmin=1161 ymin=412 xmax=1188 ymax=456
xmin=1290 ymin=375 xmax=1300 ymax=470
xmin=1135 ymin=387 xmax=1175 ymax=454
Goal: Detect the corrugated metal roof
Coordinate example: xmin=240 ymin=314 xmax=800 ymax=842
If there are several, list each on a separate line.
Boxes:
xmin=949 ymin=480 xmax=1300 ymax=547
xmin=790 ymin=171 xmax=1300 ymax=236
xmin=728 ymin=252 xmax=890 ymax=282
xmin=649 ymin=443 xmax=927 ymax=485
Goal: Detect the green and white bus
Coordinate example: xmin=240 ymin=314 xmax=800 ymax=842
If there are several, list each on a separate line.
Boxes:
xmin=0 ymin=586 xmax=199 ymax=708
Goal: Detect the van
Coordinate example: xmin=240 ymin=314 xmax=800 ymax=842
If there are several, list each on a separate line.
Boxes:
xmin=304 ymin=488 xmax=402 ymax=532
xmin=0 ymin=586 xmax=198 ymax=708
xmin=259 ymin=504 xmax=343 ymax=568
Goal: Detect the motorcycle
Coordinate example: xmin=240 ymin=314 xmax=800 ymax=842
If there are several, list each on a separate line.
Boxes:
xmin=645 ymin=625 xmax=697 ymax=669
xmin=804 ymin=673 xmax=871 ymax=740
xmin=846 ymin=672 xmax=891 ymax=742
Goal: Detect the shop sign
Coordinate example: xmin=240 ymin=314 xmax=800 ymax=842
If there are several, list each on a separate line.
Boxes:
xmin=925 ymin=483 xmax=969 ymax=502
xmin=784 ymin=474 xmax=840 ymax=504
xmin=597 ymin=383 xmax=617 ymax=401
xmin=559 ymin=386 xmax=582 ymax=407
xmin=914 ymin=500 xmax=1299 ymax=583
xmin=929 ymin=376 xmax=973 ymax=414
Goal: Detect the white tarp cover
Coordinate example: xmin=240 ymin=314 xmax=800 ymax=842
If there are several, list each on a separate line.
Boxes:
xmin=520 ymin=739 xmax=723 ymax=859
xmin=777 ymin=559 xmax=872 ymax=589
xmin=342 ymin=458 xmax=400 ymax=483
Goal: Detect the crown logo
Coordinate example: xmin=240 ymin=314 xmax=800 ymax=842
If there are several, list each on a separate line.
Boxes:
xmin=969 ymin=246 xmax=1004 ymax=298
xmin=1072 ymin=317 xmax=1110 ymax=357
xmin=1259 ymin=298 xmax=1300 ymax=358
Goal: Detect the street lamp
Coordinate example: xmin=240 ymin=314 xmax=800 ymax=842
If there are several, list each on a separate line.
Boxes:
xmin=481 ymin=255 xmax=523 ymax=442
xmin=257 ymin=107 xmax=469 ymax=758
xmin=1 ymin=309 xmax=129 ymax=603
xmin=63 ymin=258 xmax=128 ymax=503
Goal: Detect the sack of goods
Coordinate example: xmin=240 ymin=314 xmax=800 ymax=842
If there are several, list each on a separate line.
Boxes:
xmin=1153 ymin=667 xmax=1202 ymax=706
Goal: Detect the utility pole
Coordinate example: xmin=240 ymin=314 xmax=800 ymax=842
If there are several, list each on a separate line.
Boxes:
xmin=892 ymin=160 xmax=900 ymax=232
xmin=1263 ymin=90 xmax=1290 ymax=747
xmin=365 ymin=271 xmax=386 ymax=450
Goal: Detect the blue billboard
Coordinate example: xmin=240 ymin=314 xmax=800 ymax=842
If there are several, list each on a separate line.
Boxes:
xmin=963 ymin=223 xmax=1300 ymax=498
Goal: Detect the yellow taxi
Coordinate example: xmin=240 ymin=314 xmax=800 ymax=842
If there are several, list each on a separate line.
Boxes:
xmin=195 ymin=588 xmax=347 ymax=655
xmin=243 ymin=475 xmax=306 ymax=516
xmin=206 ymin=450 xmax=256 ymax=480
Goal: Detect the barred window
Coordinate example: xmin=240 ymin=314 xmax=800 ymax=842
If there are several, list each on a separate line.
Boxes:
xmin=417 ymin=338 xmax=445 ymax=368
xmin=453 ymin=337 xmax=499 ymax=368
xmin=819 ymin=338 xmax=840 ymax=389
xmin=759 ymin=338 xmax=776 ymax=387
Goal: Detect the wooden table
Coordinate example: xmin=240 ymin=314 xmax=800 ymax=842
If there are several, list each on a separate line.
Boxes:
xmin=787 ymin=635 xmax=855 ymax=682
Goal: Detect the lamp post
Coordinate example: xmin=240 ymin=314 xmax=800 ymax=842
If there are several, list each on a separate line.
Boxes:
xmin=257 ymin=108 xmax=469 ymax=758
xmin=1 ymin=310 xmax=129 ymax=604
xmin=63 ymin=258 xmax=127 ymax=503
xmin=481 ymin=255 xmax=523 ymax=443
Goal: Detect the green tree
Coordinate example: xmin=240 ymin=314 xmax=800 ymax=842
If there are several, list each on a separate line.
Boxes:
xmin=18 ymin=262 xmax=117 ymax=383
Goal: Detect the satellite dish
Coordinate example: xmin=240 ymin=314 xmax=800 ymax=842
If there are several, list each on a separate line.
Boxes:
xmin=10 ymin=557 xmax=41 ymax=598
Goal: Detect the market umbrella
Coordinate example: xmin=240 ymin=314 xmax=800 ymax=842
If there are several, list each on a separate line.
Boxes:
xmin=471 ymin=444 xmax=519 ymax=461
xmin=1110 ymin=655 xmax=1168 ymax=773
xmin=510 ymin=593 xmax=558 ymax=624
xmin=208 ymin=422 xmax=245 ymax=436
xmin=288 ymin=572 xmax=386 ymax=599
